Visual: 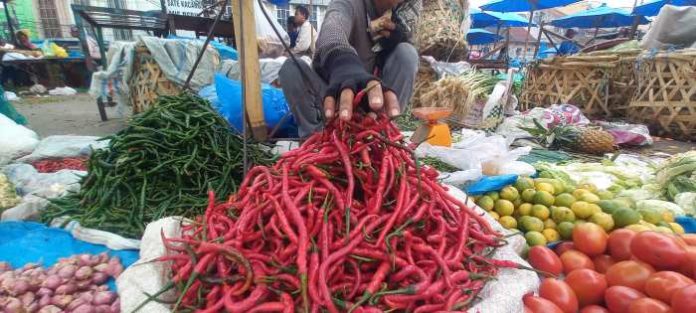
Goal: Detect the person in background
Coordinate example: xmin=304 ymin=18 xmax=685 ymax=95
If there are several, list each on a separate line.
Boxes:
xmin=287 ymin=16 xmax=298 ymax=49
xmin=279 ymin=0 xmax=420 ymax=138
xmin=290 ymin=6 xmax=318 ymax=57
xmin=510 ymin=47 xmax=523 ymax=68
xmin=14 ymin=30 xmax=37 ymax=50
xmin=558 ymin=28 xmax=580 ymax=56
xmin=70 ymin=26 xmax=101 ymax=61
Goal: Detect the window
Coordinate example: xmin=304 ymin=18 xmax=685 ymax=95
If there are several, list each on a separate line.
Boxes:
xmin=38 ymin=0 xmax=61 ymax=38
xmin=276 ymin=5 xmax=290 ymax=30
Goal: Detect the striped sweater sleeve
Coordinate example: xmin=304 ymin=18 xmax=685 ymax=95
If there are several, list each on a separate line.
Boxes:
xmin=313 ymin=0 xmax=357 ymax=81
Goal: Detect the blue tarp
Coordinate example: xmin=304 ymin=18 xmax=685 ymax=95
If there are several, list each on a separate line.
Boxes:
xmin=470 ymin=8 xmax=534 ymax=28
xmin=0 ymin=221 xmax=139 ymax=290
xmin=467 ymin=29 xmax=503 ymax=45
xmin=466 ymin=175 xmax=519 ymax=195
xmin=633 ymin=0 xmax=696 ymax=16
xmin=480 ymin=0 xmax=582 ymax=12
xmin=550 ymin=4 xmax=650 ymax=29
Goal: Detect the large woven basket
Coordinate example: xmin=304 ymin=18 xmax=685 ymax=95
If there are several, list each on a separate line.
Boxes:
xmin=417 ymin=0 xmax=469 ymax=62
xmin=129 ymin=45 xmax=181 ymax=114
xmin=520 ymin=50 xmax=640 ymax=118
xmin=628 ymin=49 xmax=696 ymax=140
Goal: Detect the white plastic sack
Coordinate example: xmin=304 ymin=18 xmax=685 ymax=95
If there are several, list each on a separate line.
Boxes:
xmin=255 ymin=0 xmax=290 ymax=58
xmin=4 ymin=91 xmax=19 ymax=101
xmin=17 ymin=135 xmax=108 ymax=163
xmin=50 ymin=217 xmax=140 ymax=250
xmin=439 ymin=169 xmax=484 ymax=187
xmin=641 ymin=5 xmax=696 ymax=50
xmin=421 ymin=55 xmax=472 ymax=77
xmin=118 ymin=217 xmax=187 ymax=313
xmin=3 ymin=163 xmax=84 ymax=198
xmin=1 ymin=194 xmax=48 ymax=221
xmin=0 ymin=114 xmax=39 ymax=165
xmin=48 ymin=86 xmax=77 ymax=96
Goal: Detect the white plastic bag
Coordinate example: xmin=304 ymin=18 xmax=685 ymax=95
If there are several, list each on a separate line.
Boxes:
xmin=118 ymin=217 xmax=187 ymax=313
xmin=48 ymin=86 xmax=77 ymax=96
xmin=674 ymin=192 xmax=696 ymax=216
xmin=50 ymin=217 xmax=141 ymax=250
xmin=255 ymin=0 xmax=290 ymax=58
xmin=3 ymin=163 xmax=84 ymax=198
xmin=0 ymin=114 xmax=39 ymax=165
xmin=1 ymin=194 xmax=48 ymax=221
xmin=17 ymin=135 xmax=108 ymax=163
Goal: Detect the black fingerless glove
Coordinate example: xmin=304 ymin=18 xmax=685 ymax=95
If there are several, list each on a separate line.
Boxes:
xmin=323 ymin=53 xmax=378 ymax=104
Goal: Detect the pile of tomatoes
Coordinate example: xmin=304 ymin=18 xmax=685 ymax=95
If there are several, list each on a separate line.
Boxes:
xmin=524 ymin=222 xmax=696 ymax=313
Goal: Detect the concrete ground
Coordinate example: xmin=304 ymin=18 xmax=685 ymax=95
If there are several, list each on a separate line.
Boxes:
xmin=12 ymin=93 xmax=126 ymax=138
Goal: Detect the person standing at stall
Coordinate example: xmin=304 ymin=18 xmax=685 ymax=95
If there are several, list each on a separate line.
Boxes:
xmin=279 ymin=0 xmax=421 ymax=138
xmin=287 ymin=16 xmax=299 ymax=49
xmin=290 ymin=6 xmax=318 ymax=57
xmin=558 ymin=28 xmax=581 ymax=56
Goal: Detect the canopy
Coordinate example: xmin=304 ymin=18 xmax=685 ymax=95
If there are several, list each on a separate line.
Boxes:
xmin=633 ymin=0 xmax=696 ymax=16
xmin=480 ymin=0 xmax=582 ymax=12
xmin=551 ymin=4 xmax=650 ymax=28
xmin=467 ymin=29 xmax=503 ymax=45
xmin=470 ymin=8 xmax=535 ymax=28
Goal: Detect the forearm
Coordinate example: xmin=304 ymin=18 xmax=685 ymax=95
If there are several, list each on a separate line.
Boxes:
xmin=314 ymin=0 xmax=358 ymax=81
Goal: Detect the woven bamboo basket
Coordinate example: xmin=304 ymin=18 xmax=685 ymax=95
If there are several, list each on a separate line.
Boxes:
xmin=411 ymin=59 xmax=437 ymax=108
xmin=417 ymin=0 xmax=469 ymax=62
xmin=129 ymin=45 xmax=181 ymax=114
xmin=628 ymin=49 xmax=696 ymax=140
xmin=520 ymin=50 xmax=639 ymax=118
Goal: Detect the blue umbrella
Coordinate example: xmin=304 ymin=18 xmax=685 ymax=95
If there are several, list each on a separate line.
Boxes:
xmin=550 ymin=4 xmax=650 ymax=28
xmin=467 ymin=29 xmax=503 ymax=45
xmin=470 ymin=8 xmax=534 ymax=28
xmin=480 ymin=0 xmax=582 ymax=12
xmin=633 ymin=0 xmax=696 ymax=17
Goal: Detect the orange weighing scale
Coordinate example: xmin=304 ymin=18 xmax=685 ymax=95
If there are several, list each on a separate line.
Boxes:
xmin=410 ymin=107 xmax=453 ymax=147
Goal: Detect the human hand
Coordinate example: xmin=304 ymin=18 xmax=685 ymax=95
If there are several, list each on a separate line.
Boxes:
xmin=323 ymin=80 xmax=401 ymax=121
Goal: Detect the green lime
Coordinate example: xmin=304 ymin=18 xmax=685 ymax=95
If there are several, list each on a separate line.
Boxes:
xmin=521 ymin=189 xmax=537 ymax=203
xmin=551 ymin=206 xmax=576 ymax=224
xmin=613 ymin=197 xmax=636 ymax=209
xmin=485 ymin=192 xmax=500 ymax=201
xmin=571 ymin=201 xmax=594 ymax=219
xmin=543 ymin=229 xmax=561 ymax=243
xmin=590 ymin=212 xmax=615 ymax=232
xmin=514 ymin=177 xmax=535 ymax=192
xmin=580 ymin=193 xmax=601 ymax=204
xmin=518 ymin=203 xmax=533 ymax=216
xmin=531 ymin=204 xmax=551 ymax=220
xmin=598 ymin=200 xmax=621 ymax=214
xmin=544 ymin=219 xmax=557 ymax=230
xmin=557 ymin=222 xmax=575 ymax=240
xmin=638 ymin=208 xmax=664 ymax=225
xmin=500 ymin=186 xmax=520 ymax=201
xmin=519 ymin=216 xmax=545 ymax=233
xmin=612 ymin=208 xmax=642 ymax=228
xmin=535 ymin=182 xmax=555 ymax=195
xmin=533 ymin=191 xmax=555 ymax=207
xmin=555 ymin=193 xmax=576 ymax=208
xmin=536 ymin=178 xmax=565 ymax=196
xmin=597 ymin=191 xmax=615 ymax=200
xmin=476 ymin=196 xmax=495 ymax=211
xmin=525 ymin=231 xmax=548 ymax=246
xmin=495 ymin=199 xmax=515 ymax=217
xmin=499 ymin=216 xmax=518 ymax=230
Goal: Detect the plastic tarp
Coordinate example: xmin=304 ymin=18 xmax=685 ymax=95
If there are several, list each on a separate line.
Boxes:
xmin=0 ymin=85 xmax=27 ymax=125
xmin=640 ymin=5 xmax=696 ymax=50
xmin=550 ymin=4 xmax=649 ymax=29
xmin=214 ymin=74 xmax=298 ymax=137
xmin=0 ymin=114 xmax=39 ymax=166
xmin=0 ymin=221 xmax=139 ymax=290
xmin=481 ymin=0 xmax=582 ymax=12
xmin=140 ymin=36 xmax=221 ymax=91
xmin=17 ymin=135 xmax=108 ymax=163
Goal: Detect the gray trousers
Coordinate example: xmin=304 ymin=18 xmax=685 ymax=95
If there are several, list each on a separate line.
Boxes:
xmin=279 ymin=43 xmax=419 ymax=138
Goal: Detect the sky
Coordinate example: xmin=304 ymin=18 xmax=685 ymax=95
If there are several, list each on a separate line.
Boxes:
xmin=469 ymin=0 xmax=644 ymax=10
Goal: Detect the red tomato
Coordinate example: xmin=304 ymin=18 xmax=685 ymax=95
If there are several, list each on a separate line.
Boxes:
xmin=555 ymin=242 xmax=575 ymax=256
xmin=579 ymin=305 xmax=610 ymax=313
xmin=593 ymin=255 xmax=616 ymax=274
xmin=539 ymin=278 xmax=579 ymax=313
xmin=573 ymin=223 xmax=608 ymax=257
xmin=628 ymin=298 xmax=671 ymax=313
xmin=605 ymin=260 xmax=655 ymax=292
xmin=523 ymin=294 xmax=564 ymax=313
xmin=678 ymin=247 xmax=696 ymax=278
xmin=607 ymin=229 xmax=637 ymax=261
xmin=671 ymin=285 xmax=696 ymax=313
xmin=604 ymin=286 xmax=646 ymax=313
xmin=644 ymin=271 xmax=695 ymax=303
xmin=565 ymin=269 xmax=607 ymax=307
xmin=681 ymin=234 xmax=696 ymax=246
xmin=630 ymin=231 xmax=688 ymax=270
xmin=560 ymin=250 xmax=596 ymax=274
xmin=529 ymin=246 xmax=563 ymax=276
xmin=524 ymin=306 xmax=534 ymax=313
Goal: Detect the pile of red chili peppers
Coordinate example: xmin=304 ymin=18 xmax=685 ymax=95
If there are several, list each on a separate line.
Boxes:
xmin=32 ymin=157 xmax=88 ymax=173
xmin=157 ymin=110 xmax=522 ymax=313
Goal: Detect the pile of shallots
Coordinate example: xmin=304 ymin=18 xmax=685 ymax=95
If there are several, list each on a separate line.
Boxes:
xmin=0 ymin=253 xmax=124 ymax=313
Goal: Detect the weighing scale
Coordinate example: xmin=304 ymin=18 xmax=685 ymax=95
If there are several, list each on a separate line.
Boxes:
xmin=411 ymin=107 xmax=453 ymax=147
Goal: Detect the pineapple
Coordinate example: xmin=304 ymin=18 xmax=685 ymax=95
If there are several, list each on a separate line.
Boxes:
xmin=523 ymin=119 xmax=616 ymax=155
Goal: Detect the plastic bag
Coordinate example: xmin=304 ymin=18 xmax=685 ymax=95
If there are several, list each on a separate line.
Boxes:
xmin=496 ymin=104 xmax=590 ymax=140
xmin=596 ymin=121 xmax=653 ymax=146
xmin=2 ymin=194 xmax=48 ymax=221
xmin=214 ymin=74 xmax=298 ymax=137
xmin=636 ymin=200 xmax=686 ymax=217
xmin=48 ymin=86 xmax=77 ymax=96
xmin=3 ymin=163 xmax=84 ymax=199
xmin=0 ymin=114 xmax=39 ymax=165
xmin=254 ymin=0 xmax=290 ymax=58
xmin=17 ymin=135 xmax=108 ymax=163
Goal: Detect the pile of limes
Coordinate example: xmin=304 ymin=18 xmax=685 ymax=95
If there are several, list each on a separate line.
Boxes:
xmin=475 ymin=177 xmax=684 ymax=247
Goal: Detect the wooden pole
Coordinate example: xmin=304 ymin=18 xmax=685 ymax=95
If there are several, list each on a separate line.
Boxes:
xmin=523 ymin=9 xmax=534 ymax=61
xmin=533 ymin=21 xmax=544 ymax=59
xmin=232 ymin=0 xmax=267 ymax=141
xmin=2 ymin=0 xmax=16 ymax=45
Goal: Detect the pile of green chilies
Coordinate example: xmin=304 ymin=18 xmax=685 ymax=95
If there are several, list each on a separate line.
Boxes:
xmin=41 ymin=93 xmax=275 ymax=238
